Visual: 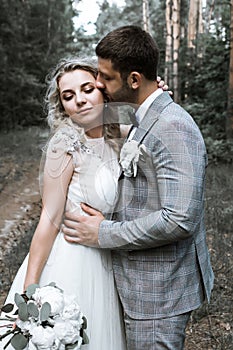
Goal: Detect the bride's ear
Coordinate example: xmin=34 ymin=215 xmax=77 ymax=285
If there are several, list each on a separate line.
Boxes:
xmin=127 ymin=72 xmax=141 ymax=89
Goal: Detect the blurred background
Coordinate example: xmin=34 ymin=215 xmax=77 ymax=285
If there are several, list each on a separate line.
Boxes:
xmin=0 ymin=1 xmax=232 ymax=348
xmin=0 ymin=0 xmax=233 ymax=161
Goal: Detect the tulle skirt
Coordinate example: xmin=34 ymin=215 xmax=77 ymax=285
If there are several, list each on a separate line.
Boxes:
xmin=0 ymin=232 xmax=127 ymax=350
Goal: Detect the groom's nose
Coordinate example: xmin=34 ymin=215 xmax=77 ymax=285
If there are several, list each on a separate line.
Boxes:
xmin=96 ymin=74 xmax=105 ymax=89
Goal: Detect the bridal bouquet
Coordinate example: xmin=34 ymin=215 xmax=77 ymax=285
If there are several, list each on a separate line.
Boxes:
xmin=0 ymin=283 xmax=88 ymax=350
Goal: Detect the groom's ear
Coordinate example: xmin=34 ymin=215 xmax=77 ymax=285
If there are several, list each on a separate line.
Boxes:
xmin=127 ymin=72 xmax=141 ymax=89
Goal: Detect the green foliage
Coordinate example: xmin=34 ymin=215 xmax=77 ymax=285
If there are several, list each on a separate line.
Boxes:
xmin=81 ymin=330 xmax=89 ymax=346
xmin=0 ymin=0 xmax=232 ymax=162
xmin=96 ymin=0 xmax=127 ymax=36
xmin=18 ymin=303 xmax=28 ymax=322
xmin=1 ymin=303 xmax=14 ymax=313
xmin=14 ymin=293 xmax=25 ymax=307
xmin=0 ymin=282 xmax=88 ymax=349
xmin=0 ymin=0 xmax=77 ymax=129
xmin=182 ymin=33 xmax=230 ymax=162
xmin=11 ymin=334 xmax=28 ymax=350
xmin=149 ymin=0 xmax=167 ymax=68
xmin=27 ymin=302 xmax=39 ymax=318
xmin=25 ymin=283 xmax=40 ymax=299
xmin=40 ymin=302 xmax=51 ymax=322
xmin=204 ymin=138 xmax=233 ymax=164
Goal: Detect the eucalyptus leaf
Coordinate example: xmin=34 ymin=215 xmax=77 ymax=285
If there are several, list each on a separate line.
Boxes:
xmin=47 ymin=282 xmax=63 ymax=293
xmin=11 ymin=333 xmax=28 ymax=350
xmin=47 ymin=282 xmax=56 ymax=287
xmin=40 ymin=302 xmax=51 ymax=322
xmin=82 ymin=330 xmax=89 ymax=345
xmin=18 ymin=302 xmax=28 ymax=322
xmin=82 ymin=316 xmax=87 ymax=330
xmin=66 ymin=341 xmax=79 ymax=349
xmin=14 ymin=293 xmax=25 ymax=307
xmin=25 ymin=283 xmax=40 ymax=299
xmin=27 ymin=302 xmax=39 ymax=318
xmin=1 ymin=303 xmax=14 ymax=313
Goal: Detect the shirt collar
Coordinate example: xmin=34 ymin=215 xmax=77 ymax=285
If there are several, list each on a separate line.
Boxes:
xmin=135 ymin=88 xmax=163 ymax=125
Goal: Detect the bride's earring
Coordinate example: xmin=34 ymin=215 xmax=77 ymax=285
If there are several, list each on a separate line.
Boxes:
xmin=103 ymin=101 xmax=108 ymax=119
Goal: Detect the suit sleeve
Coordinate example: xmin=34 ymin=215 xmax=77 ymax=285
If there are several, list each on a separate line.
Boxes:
xmin=98 ymin=109 xmax=208 ymax=250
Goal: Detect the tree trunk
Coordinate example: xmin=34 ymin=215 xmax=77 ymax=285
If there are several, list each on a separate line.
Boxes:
xmin=172 ymin=0 xmax=180 ymax=102
xmin=197 ymin=0 xmax=204 ymax=58
xmin=187 ymin=0 xmax=203 ymax=52
xmin=188 ymin=0 xmax=197 ymax=49
xmin=165 ymin=0 xmax=173 ymax=88
xmin=165 ymin=0 xmax=181 ymax=102
xmin=226 ymin=0 xmax=233 ymax=139
xmin=206 ymin=0 xmax=215 ymax=33
xmin=142 ymin=0 xmax=150 ymax=32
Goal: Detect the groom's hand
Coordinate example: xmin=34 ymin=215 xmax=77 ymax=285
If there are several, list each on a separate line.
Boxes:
xmin=63 ymin=203 xmax=105 ymax=247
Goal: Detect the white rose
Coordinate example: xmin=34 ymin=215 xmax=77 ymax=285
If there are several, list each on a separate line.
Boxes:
xmin=16 ymin=319 xmax=37 ymax=333
xmin=53 ymin=319 xmax=82 ymax=346
xmin=31 ymin=325 xmax=56 ymax=349
xmin=27 ymin=340 xmax=38 ymax=350
xmin=62 ymin=295 xmax=83 ymax=322
xmin=33 ymin=286 xmax=64 ymax=316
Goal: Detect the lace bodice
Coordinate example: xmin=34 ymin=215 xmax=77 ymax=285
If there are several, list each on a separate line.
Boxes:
xmin=47 ymin=126 xmax=120 ymax=215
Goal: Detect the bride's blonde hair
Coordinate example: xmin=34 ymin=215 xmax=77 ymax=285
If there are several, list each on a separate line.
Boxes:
xmin=44 ymin=57 xmax=121 ymax=153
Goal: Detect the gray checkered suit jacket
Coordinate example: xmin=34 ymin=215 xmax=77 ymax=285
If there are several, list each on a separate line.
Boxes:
xmin=99 ymin=92 xmax=214 ymax=320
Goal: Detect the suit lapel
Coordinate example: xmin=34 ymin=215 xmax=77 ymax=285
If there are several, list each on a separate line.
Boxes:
xmin=132 ymin=92 xmax=173 ymax=144
xmin=118 ymin=92 xmax=173 ymax=180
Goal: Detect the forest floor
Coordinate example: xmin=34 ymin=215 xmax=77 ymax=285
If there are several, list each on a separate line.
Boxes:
xmin=0 ymin=127 xmax=47 ymax=304
xmin=0 ymin=127 xmax=232 ymax=349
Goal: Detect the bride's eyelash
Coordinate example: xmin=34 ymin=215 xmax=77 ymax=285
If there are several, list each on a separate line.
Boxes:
xmin=84 ymin=87 xmax=95 ymax=93
xmin=63 ymin=95 xmax=73 ymax=101
xmin=62 ymin=86 xmax=95 ymax=100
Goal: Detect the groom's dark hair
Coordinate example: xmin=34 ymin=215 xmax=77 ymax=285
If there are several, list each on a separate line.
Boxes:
xmin=95 ymin=25 xmax=160 ymax=81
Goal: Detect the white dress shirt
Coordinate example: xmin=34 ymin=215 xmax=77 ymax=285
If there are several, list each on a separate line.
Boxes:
xmin=128 ymin=88 xmax=163 ymax=140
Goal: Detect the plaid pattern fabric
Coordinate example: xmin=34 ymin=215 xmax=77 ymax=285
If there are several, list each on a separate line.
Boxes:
xmin=99 ymin=92 xmax=214 ymax=319
xmin=124 ymin=312 xmax=191 ymax=350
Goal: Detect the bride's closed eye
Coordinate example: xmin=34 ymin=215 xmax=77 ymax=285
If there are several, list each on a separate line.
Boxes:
xmin=83 ymin=86 xmax=95 ymax=94
xmin=63 ymin=94 xmax=73 ymax=101
xmin=62 ymin=86 xmax=96 ymax=101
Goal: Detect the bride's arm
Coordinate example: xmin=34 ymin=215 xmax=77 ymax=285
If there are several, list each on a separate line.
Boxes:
xmin=23 ymin=147 xmax=74 ymax=291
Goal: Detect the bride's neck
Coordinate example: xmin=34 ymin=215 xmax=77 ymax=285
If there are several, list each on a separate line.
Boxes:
xmin=85 ymin=126 xmax=103 ymax=139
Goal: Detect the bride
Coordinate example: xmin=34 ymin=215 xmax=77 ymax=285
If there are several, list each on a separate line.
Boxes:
xmin=0 ymin=58 xmax=127 ymax=350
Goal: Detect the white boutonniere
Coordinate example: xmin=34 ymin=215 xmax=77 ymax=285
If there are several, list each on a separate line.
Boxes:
xmin=119 ymin=140 xmax=148 ymax=177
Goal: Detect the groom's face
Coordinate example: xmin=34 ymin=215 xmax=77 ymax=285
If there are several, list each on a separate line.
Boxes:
xmin=96 ymin=58 xmax=134 ymax=103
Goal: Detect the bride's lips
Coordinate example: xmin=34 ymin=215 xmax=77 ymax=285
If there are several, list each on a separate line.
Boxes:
xmin=77 ymin=107 xmax=92 ymax=115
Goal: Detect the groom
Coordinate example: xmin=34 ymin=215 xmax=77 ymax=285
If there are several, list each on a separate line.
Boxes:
xmin=63 ymin=26 xmax=214 ymax=350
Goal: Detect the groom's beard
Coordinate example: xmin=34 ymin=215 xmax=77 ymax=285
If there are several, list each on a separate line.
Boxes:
xmin=108 ymin=81 xmax=137 ymax=104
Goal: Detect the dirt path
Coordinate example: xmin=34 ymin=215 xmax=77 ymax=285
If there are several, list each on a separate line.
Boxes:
xmin=0 ymin=126 xmax=48 ymax=304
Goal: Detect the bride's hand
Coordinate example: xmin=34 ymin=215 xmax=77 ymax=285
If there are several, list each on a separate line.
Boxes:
xmin=157 ymin=76 xmax=173 ymax=95
xmin=63 ymin=204 xmax=105 ymax=247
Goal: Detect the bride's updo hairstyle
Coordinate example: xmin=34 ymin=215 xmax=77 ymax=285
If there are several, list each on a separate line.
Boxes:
xmin=44 ymin=57 xmax=121 ymax=153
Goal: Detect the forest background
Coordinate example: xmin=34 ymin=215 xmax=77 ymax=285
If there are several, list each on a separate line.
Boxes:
xmin=1 ymin=0 xmax=233 ymax=162
xmin=0 ymin=0 xmax=233 ymax=349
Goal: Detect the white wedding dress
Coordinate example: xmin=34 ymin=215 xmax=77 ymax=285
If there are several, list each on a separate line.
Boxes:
xmin=0 ymin=126 xmax=127 ymax=350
